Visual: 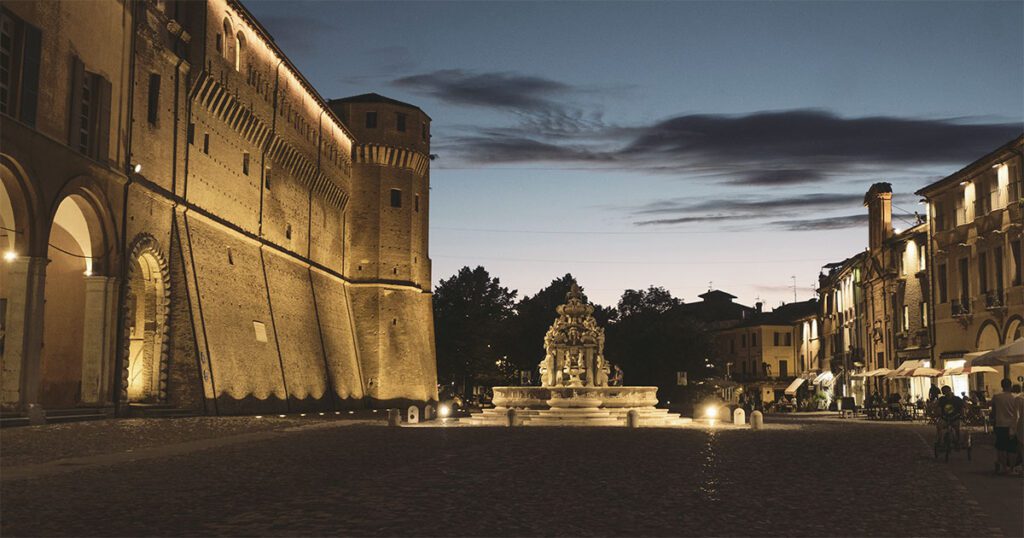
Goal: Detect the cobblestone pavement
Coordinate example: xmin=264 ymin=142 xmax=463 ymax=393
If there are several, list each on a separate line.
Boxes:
xmin=1 ymin=416 xmax=1020 ymax=537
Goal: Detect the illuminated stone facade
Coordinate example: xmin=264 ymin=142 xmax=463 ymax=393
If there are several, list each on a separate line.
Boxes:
xmin=0 ymin=0 xmax=437 ymax=416
xmin=917 ymin=135 xmax=1024 ymax=393
xmin=861 ymin=183 xmax=932 ymax=396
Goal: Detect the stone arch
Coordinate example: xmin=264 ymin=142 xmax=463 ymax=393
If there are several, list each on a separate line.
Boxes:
xmin=121 ymin=233 xmax=171 ymax=403
xmin=234 ymin=31 xmax=245 ymax=72
xmin=1005 ymin=316 xmax=1022 ymax=344
xmin=976 ymin=321 xmax=1001 ymax=351
xmin=39 ymin=181 xmax=118 ymax=406
xmin=0 ymin=155 xmax=37 ymax=255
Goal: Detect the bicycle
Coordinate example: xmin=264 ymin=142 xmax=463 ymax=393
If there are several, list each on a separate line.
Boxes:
xmin=934 ymin=417 xmax=972 ymax=462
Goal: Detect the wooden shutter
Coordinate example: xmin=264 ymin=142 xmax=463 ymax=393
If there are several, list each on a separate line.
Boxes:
xmin=95 ymin=75 xmax=112 ymax=162
xmin=18 ymin=23 xmax=40 ymax=126
xmin=67 ymin=55 xmax=84 ymax=147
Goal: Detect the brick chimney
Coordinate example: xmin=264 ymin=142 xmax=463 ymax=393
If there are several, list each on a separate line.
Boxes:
xmin=864 ymin=182 xmax=893 ymax=250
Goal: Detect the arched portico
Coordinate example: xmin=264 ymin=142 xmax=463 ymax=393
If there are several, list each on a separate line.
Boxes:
xmin=0 ymin=157 xmax=41 ymax=410
xmin=39 ymin=183 xmax=118 ymax=408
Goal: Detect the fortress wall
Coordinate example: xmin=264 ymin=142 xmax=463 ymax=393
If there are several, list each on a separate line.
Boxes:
xmin=348 ymin=285 xmax=437 ymax=404
xmin=260 ymin=158 xmax=310 ymax=255
xmin=262 ymin=248 xmax=330 ymax=411
xmin=184 ymin=215 xmax=287 ymax=413
xmin=308 ymin=195 xmax=347 ymax=275
xmin=310 ymin=269 xmax=365 ymax=404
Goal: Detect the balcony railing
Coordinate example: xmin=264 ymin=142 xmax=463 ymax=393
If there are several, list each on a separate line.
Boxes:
xmin=951 ymin=299 xmax=971 ymax=317
xmin=985 ymin=290 xmax=1005 ymax=310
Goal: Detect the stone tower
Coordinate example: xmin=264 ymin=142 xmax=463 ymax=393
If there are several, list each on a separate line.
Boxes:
xmin=329 ymin=94 xmax=437 ymax=406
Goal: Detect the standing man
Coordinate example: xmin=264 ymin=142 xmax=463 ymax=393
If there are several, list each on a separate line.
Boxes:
xmin=990 ymin=378 xmax=1019 ymax=474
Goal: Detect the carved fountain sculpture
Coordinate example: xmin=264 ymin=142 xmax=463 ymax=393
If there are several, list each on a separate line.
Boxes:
xmin=463 ymin=282 xmax=692 ymax=426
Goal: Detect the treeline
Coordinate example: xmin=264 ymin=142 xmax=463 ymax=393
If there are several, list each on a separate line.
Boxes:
xmin=433 ymin=267 xmax=714 ymax=397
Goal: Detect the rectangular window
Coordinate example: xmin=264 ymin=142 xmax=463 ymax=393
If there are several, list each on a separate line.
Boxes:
xmin=779 ymin=360 xmax=788 ymax=378
xmin=994 ymin=247 xmax=1004 ymax=293
xmin=784 ymin=333 xmax=792 ymax=346
xmin=938 ymin=264 xmax=948 ymax=303
xmin=264 ymin=167 xmax=271 ymax=190
xmin=959 ymin=257 xmax=970 ymax=305
xmin=773 ymin=332 xmax=780 ymax=346
xmin=216 ymin=33 xmax=223 ymax=54
xmin=187 ymin=123 xmax=195 ymax=145
xmin=730 ymin=339 xmax=735 ymax=353
xmin=147 ymin=73 xmax=160 ymax=125
xmin=390 ymin=188 xmax=401 ymax=208
xmin=414 ymin=194 xmax=420 ymax=212
xmin=902 ymin=305 xmax=909 ymax=332
xmin=365 ymin=111 xmax=377 ymax=129
xmin=242 ymin=152 xmax=250 ymax=175
xmin=67 ymin=59 xmax=112 ymax=161
xmin=898 ymin=252 xmax=905 ymax=276
xmin=919 ymin=243 xmax=926 ymax=271
xmin=921 ymin=302 xmax=928 ymax=327
xmin=203 ymin=133 xmax=210 ymax=154
xmin=1013 ymin=240 xmax=1022 ymax=286
xmin=979 ymin=252 xmax=988 ymax=294
xmin=396 ymin=112 xmax=407 ymax=132
xmin=0 ymin=10 xmax=41 ymax=126
xmin=741 ymin=334 xmax=746 ymax=348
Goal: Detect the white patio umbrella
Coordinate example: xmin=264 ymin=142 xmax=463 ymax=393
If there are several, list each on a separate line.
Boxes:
xmin=969 ymin=339 xmax=1024 ymax=366
xmin=903 ymin=367 xmax=943 ymax=377
xmin=942 ymin=365 xmax=1000 ymax=376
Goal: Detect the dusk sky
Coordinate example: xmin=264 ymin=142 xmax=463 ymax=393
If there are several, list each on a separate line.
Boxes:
xmin=248 ymin=0 xmax=1024 ymax=308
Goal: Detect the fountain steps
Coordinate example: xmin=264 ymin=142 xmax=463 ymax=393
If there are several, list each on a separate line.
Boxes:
xmin=461 ymin=407 xmax=692 ymax=427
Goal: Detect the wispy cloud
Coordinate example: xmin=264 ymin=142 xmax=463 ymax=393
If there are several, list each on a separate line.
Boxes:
xmin=768 ymin=213 xmax=920 ymax=231
xmin=393 ymin=69 xmax=574 ymax=112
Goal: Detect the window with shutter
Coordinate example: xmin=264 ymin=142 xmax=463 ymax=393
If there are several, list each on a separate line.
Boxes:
xmin=0 ymin=9 xmax=41 ymax=126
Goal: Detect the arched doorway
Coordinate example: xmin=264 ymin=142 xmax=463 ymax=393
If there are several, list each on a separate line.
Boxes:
xmin=40 ymin=194 xmax=110 ymax=407
xmin=123 ymin=235 xmax=170 ymax=403
xmin=975 ymin=322 xmax=1002 ymax=397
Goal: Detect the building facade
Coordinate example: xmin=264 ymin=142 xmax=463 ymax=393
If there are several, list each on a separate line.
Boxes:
xmin=715 ymin=299 xmax=819 ymax=403
xmin=918 ymin=135 xmax=1024 ymax=395
xmin=818 ymin=253 xmax=867 ymax=403
xmin=862 ymin=183 xmax=933 ymax=399
xmin=0 ymin=0 xmax=438 ymax=418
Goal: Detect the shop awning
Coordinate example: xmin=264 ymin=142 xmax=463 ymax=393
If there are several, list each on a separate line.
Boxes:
xmin=813 ymin=371 xmax=835 ymax=385
xmin=784 ymin=377 xmax=806 ymax=395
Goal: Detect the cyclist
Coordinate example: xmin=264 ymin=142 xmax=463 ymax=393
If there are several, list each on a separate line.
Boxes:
xmin=935 ymin=385 xmax=965 ymax=449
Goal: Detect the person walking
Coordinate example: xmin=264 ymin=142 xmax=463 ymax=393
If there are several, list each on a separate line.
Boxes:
xmin=990 ymin=378 xmax=1019 ymax=474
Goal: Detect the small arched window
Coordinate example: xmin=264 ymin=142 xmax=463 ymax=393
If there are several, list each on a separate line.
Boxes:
xmin=222 ymin=18 xmax=232 ymax=60
xmin=235 ymin=32 xmax=245 ymax=72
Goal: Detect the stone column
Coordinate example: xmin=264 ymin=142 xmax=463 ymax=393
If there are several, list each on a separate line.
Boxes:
xmin=80 ymin=275 xmax=116 ymax=405
xmin=2 ymin=257 xmax=47 ymax=410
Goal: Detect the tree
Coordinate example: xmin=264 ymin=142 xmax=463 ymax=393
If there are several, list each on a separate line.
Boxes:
xmin=604 ymin=288 xmax=711 ymax=394
xmin=433 ymin=266 xmax=517 ymax=394
xmin=616 ymin=286 xmax=681 ymax=319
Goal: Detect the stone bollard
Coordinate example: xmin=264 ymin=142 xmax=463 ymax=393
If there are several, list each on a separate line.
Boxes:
xmin=627 ymin=409 xmax=640 ymax=428
xmin=750 ymin=410 xmax=764 ymax=430
xmin=505 ymin=408 xmax=517 ymax=427
xmin=27 ymin=404 xmax=46 ymax=426
xmin=407 ymin=405 xmax=420 ymax=424
xmin=733 ymin=407 xmax=746 ymax=426
xmin=387 ymin=408 xmax=402 ymax=427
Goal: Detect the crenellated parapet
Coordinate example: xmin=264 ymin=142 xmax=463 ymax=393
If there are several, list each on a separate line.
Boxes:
xmin=352 ymin=143 xmax=430 ymax=177
xmin=191 ymin=73 xmax=350 ymax=209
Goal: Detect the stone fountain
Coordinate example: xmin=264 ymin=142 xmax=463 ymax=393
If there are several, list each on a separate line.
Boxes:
xmin=464 ymin=283 xmax=691 ymax=427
